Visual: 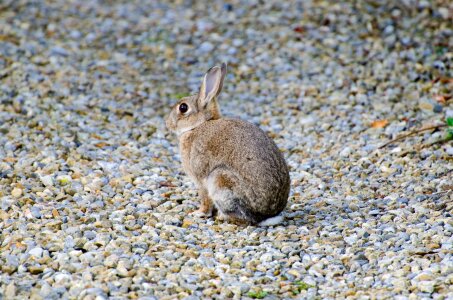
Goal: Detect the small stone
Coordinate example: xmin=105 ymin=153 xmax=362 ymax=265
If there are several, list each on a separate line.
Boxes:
xmin=287 ymin=269 xmax=301 ymax=278
xmin=57 ymin=175 xmax=72 ymax=186
xmin=2 ymin=265 xmax=17 ymax=274
xmin=414 ymin=272 xmax=433 ymax=281
xmin=55 ymin=273 xmax=72 ymax=283
xmin=433 ymin=104 xmax=443 ymax=113
xmin=17 ymin=265 xmax=27 ymax=274
xmin=224 ymin=3 xmax=233 ymax=11
xmin=392 ymin=278 xmax=407 ymax=291
xmin=196 ymin=20 xmax=214 ymax=32
xmin=445 ymin=146 xmax=453 ymax=156
xmin=104 ymin=254 xmax=119 ymax=268
xmin=40 ymin=175 xmax=54 ymax=187
xmin=199 ymin=42 xmax=214 ymax=53
xmin=11 ymin=188 xmax=22 ymax=198
xmin=427 ymin=243 xmax=440 ymax=250
xmin=344 ymin=234 xmax=358 ymax=245
xmin=70 ymin=30 xmax=82 ymax=39
xmin=300 ymin=116 xmax=316 ymax=126
xmin=260 ymin=253 xmax=273 ymax=263
xmin=438 ymin=7 xmax=449 ymax=19
xmin=417 ymin=281 xmax=435 ymax=293
xmin=52 ymin=208 xmax=60 ymax=217
xmin=182 ymin=219 xmax=194 ymax=228
xmin=30 ymin=206 xmax=42 ymax=218
xmin=83 ymin=231 xmax=97 ymax=240
xmin=340 ymin=147 xmax=352 ymax=157
xmin=117 ymin=266 xmax=129 ymax=277
xmin=29 ymin=247 xmax=44 ymax=258
xmin=50 ymin=46 xmax=69 ymax=56
xmin=419 ymin=102 xmax=433 ymax=111
xmin=220 ymin=287 xmax=234 ymax=298
xmin=380 ymin=165 xmax=396 ymax=173
xmin=29 ymin=265 xmax=45 ymax=274
xmin=5 ymin=282 xmax=16 ymax=298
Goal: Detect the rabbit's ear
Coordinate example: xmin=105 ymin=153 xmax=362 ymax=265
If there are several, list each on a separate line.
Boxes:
xmin=198 ymin=62 xmax=227 ymax=108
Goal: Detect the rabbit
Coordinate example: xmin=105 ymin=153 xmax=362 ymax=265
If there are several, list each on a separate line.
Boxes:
xmin=165 ymin=63 xmax=290 ymax=226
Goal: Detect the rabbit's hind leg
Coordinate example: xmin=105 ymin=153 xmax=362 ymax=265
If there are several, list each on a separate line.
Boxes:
xmin=205 ymin=168 xmax=252 ymax=224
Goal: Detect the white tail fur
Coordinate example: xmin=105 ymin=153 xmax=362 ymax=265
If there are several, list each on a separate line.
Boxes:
xmin=258 ymin=214 xmax=284 ymax=226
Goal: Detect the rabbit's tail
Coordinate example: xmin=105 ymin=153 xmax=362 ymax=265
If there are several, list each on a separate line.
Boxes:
xmin=258 ymin=214 xmax=284 ymax=226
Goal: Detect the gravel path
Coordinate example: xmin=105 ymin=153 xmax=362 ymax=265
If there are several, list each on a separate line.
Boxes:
xmin=1 ymin=0 xmax=452 ymax=299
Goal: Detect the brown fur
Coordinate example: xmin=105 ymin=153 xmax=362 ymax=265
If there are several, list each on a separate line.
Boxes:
xmin=166 ymin=63 xmax=290 ymax=225
xmin=216 ymin=174 xmax=235 ymax=189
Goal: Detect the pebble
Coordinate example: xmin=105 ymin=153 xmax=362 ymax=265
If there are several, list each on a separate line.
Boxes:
xmin=29 ymin=247 xmax=44 ymax=258
xmin=30 ymin=206 xmax=42 ymax=218
xmin=55 ymin=273 xmax=72 ymax=283
xmin=260 ymin=253 xmax=273 ymax=263
xmin=29 ymin=265 xmax=45 ymax=274
xmin=5 ymin=283 xmax=16 ymax=298
xmin=433 ymin=104 xmax=443 ymax=113
xmin=40 ymin=175 xmax=54 ymax=187
xmin=340 ymin=147 xmax=352 ymax=158
xmin=416 ymin=281 xmax=435 ymax=293
xmin=50 ymin=46 xmax=69 ymax=57
xmin=56 ymin=175 xmax=72 ymax=186
xmin=445 ymin=146 xmax=453 ymax=156
xmin=199 ymin=42 xmax=214 ymax=53
xmin=11 ymin=187 xmax=22 ymax=198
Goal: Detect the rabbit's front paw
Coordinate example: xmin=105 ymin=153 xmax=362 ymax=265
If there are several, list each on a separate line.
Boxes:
xmin=192 ymin=207 xmax=213 ymax=217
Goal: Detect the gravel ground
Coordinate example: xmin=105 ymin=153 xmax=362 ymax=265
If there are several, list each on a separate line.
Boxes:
xmin=1 ymin=0 xmax=452 ymax=299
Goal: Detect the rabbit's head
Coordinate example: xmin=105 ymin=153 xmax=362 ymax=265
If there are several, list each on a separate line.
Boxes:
xmin=166 ymin=63 xmax=227 ymax=136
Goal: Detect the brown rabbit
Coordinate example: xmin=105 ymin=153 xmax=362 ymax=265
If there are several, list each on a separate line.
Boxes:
xmin=166 ymin=63 xmax=290 ymax=226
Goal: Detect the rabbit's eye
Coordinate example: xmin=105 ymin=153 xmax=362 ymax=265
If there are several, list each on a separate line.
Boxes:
xmin=179 ymin=103 xmax=188 ymax=114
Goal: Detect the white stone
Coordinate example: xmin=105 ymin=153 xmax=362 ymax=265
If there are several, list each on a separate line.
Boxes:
xmin=40 ymin=175 xmax=54 ymax=187
xmin=29 ymin=247 xmax=43 ymax=258
xmin=55 ymin=273 xmax=72 ymax=283
xmin=417 ymin=280 xmax=435 ymax=293
xmin=260 ymin=253 xmax=273 ymax=263
xmin=340 ymin=147 xmax=352 ymax=157
xmin=199 ymin=42 xmax=214 ymax=53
